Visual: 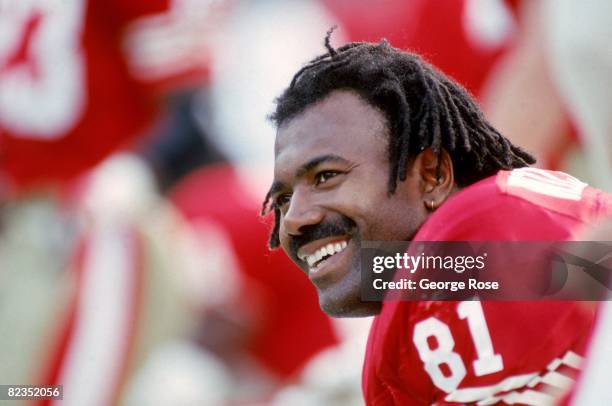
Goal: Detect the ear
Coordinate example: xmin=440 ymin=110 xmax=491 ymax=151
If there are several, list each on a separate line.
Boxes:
xmin=412 ymin=148 xmax=455 ymax=210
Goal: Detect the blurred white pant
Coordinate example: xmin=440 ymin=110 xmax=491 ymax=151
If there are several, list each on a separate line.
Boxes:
xmin=544 ymin=0 xmax=612 ymax=192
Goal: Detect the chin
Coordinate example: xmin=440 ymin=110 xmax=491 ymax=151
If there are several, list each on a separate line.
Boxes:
xmin=318 ymin=290 xmax=381 ymax=318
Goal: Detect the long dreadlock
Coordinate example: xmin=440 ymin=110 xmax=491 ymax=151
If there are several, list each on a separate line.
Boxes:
xmin=263 ymin=31 xmax=535 ymax=248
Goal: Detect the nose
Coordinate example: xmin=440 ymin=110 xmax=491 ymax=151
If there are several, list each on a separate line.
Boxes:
xmin=281 ymin=188 xmax=324 ymax=237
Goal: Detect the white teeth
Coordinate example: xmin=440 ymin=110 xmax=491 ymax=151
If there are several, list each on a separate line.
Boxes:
xmin=302 ymin=240 xmax=350 ymax=270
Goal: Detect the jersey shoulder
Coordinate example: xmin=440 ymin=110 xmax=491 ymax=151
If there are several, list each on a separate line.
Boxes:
xmin=416 ymin=168 xmax=611 ymax=241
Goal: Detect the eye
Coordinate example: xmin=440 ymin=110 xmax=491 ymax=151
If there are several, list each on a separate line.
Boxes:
xmin=314 ymin=170 xmax=340 ymax=186
xmin=274 ymin=193 xmax=292 ymax=209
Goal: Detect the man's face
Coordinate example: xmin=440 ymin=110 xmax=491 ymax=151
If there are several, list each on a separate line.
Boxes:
xmin=270 ymin=90 xmax=428 ymax=317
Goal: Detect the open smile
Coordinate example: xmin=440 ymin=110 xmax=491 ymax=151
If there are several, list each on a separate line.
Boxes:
xmin=297 ymin=237 xmax=350 ymax=274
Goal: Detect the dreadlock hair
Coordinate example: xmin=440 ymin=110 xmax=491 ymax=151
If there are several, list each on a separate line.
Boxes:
xmin=262 ymin=31 xmax=535 ymax=248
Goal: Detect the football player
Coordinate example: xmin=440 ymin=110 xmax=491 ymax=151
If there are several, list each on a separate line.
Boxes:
xmin=0 ymin=0 xmax=229 ymax=404
xmin=263 ymin=37 xmax=612 ymax=405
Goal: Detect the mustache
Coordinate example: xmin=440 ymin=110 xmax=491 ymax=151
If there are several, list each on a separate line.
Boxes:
xmin=290 ymin=216 xmax=356 ymax=258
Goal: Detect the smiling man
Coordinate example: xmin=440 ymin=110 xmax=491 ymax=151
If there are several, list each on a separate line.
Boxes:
xmin=270 ymin=89 xmax=433 ymax=317
xmin=263 ymin=37 xmax=611 ymax=404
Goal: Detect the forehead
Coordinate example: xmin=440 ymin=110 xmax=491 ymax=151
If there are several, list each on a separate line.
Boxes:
xmin=274 ymin=90 xmax=388 ymax=175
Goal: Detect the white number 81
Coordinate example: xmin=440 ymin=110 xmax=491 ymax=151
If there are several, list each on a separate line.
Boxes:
xmin=413 ymin=301 xmax=504 ymax=393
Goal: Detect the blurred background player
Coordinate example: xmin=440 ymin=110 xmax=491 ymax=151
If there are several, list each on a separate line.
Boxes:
xmin=0 ymin=0 xmax=236 ymax=404
xmin=0 ymin=0 xmax=347 ymax=401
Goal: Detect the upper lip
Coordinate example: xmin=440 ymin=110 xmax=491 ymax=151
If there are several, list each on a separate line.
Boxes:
xmin=296 ymin=236 xmax=350 ymax=261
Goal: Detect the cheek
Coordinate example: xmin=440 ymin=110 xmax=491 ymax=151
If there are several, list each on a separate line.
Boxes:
xmin=277 ymin=221 xmax=291 ymax=252
xmin=360 ymin=198 xmax=423 ymax=241
xmin=279 ymin=230 xmax=290 ymax=253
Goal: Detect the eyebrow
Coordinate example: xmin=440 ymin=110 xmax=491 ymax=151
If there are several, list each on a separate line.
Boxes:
xmin=296 ymin=154 xmax=349 ymax=178
xmin=266 ymin=154 xmax=350 ymax=198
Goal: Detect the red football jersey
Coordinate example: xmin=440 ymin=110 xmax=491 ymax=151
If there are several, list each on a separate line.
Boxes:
xmin=363 ymin=168 xmax=612 ymax=405
xmin=0 ymin=0 xmax=217 ymax=190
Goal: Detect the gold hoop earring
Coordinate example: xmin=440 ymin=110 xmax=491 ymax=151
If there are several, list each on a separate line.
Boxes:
xmin=427 ymin=200 xmax=436 ymax=211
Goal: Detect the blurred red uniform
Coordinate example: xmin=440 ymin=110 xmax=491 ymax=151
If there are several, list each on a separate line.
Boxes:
xmin=322 ymin=0 xmax=520 ymax=97
xmin=363 ymin=168 xmax=612 ymax=405
xmin=0 ymin=1 xmax=222 ymax=404
xmin=0 ymin=0 xmax=214 ymax=191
